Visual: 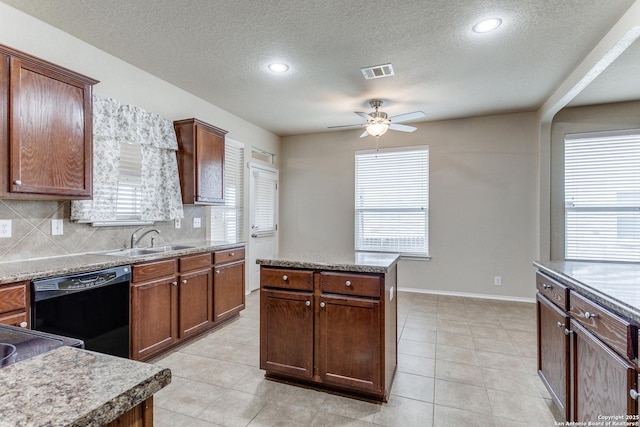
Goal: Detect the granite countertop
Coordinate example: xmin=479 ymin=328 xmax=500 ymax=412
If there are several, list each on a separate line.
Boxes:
xmin=534 ymin=260 xmax=640 ymax=324
xmin=0 ymin=346 xmax=170 ymax=427
xmin=0 ymin=240 xmax=246 ymax=285
xmin=257 ymin=251 xmax=400 ymax=273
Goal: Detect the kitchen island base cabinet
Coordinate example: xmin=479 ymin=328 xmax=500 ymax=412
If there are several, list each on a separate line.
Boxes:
xmin=259 ymin=261 xmax=397 ymax=402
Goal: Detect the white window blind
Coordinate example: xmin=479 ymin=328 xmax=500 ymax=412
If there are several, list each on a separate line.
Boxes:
xmin=355 ymin=146 xmax=429 ymax=255
xmin=565 ymin=130 xmax=640 ymax=262
xmin=115 ymin=142 xmax=144 ymax=221
xmin=211 ymin=140 xmax=244 ymax=242
xmin=252 ymin=168 xmax=277 ymax=237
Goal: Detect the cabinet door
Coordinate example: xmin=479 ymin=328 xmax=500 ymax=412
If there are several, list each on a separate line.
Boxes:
xmin=131 ymin=277 xmax=178 ymax=360
xmin=571 ymin=319 xmax=637 ymax=421
xmin=318 ymin=294 xmax=382 ymax=394
xmin=9 ymin=57 xmax=92 ymax=198
xmin=213 ymin=261 xmax=245 ymax=323
xmin=195 ymin=124 xmax=224 ymax=203
xmin=537 ymin=293 xmax=570 ymax=420
xmin=178 ymin=268 xmax=212 ymax=339
xmin=260 ymin=288 xmax=314 ymax=380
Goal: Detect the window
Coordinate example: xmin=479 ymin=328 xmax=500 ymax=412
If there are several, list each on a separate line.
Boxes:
xmin=355 ymin=146 xmax=429 ymax=256
xmin=211 ymin=139 xmax=244 ymax=242
xmin=565 ymin=130 xmax=640 ymax=262
xmin=251 ymin=166 xmax=278 ymax=237
xmin=115 ymin=142 xmax=144 ymax=221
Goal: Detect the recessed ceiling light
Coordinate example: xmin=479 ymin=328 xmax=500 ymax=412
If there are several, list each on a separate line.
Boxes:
xmin=268 ymin=63 xmax=289 ymax=73
xmin=473 ymin=18 xmax=502 ymax=33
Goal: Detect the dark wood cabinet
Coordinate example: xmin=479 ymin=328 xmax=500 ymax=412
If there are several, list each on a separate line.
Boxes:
xmin=131 ymin=259 xmax=178 ymax=360
xmin=260 ymin=266 xmax=396 ymax=401
xmin=537 ymin=293 xmax=570 ymax=420
xmin=0 ymin=44 xmax=97 ymax=199
xmin=174 ymin=118 xmax=227 ymax=205
xmin=570 ymin=319 xmax=637 ymax=421
xmin=260 ymin=288 xmax=314 ymax=379
xmin=178 ymin=253 xmax=213 ymax=339
xmin=213 ymin=248 xmax=245 ymax=323
xmin=0 ymin=280 xmax=29 ymax=329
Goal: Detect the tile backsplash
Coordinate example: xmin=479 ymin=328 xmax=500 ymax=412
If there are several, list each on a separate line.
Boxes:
xmin=0 ymin=200 xmax=208 ymax=263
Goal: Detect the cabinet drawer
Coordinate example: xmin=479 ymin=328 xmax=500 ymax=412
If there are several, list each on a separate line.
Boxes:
xmin=214 ymin=248 xmax=245 ymax=265
xmin=569 ymin=291 xmax=636 ymax=360
xmin=261 ymin=268 xmax=313 ymax=291
xmin=180 ymin=253 xmax=212 ymax=272
xmin=0 ymin=282 xmax=28 ymax=314
xmin=0 ymin=311 xmax=28 ymax=328
xmin=536 ymin=272 xmax=569 ymax=311
xmin=133 ymin=259 xmax=177 ymax=283
xmin=320 ymin=272 xmax=381 ymax=298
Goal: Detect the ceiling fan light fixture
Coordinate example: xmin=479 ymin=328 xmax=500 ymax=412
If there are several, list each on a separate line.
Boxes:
xmin=268 ymin=63 xmax=289 ymax=72
xmin=473 ymin=18 xmax=502 ymax=33
xmin=366 ymin=122 xmax=389 ymax=137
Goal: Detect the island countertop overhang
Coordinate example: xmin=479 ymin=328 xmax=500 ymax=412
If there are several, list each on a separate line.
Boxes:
xmin=256 ymin=251 xmax=400 ymax=274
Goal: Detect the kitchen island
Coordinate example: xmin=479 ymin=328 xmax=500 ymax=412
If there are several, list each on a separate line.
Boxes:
xmin=257 ymin=252 xmax=399 ymax=402
xmin=0 ymin=346 xmax=170 ymax=426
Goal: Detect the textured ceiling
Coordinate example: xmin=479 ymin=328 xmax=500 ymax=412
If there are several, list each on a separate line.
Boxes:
xmin=2 ymin=0 xmax=636 ymax=136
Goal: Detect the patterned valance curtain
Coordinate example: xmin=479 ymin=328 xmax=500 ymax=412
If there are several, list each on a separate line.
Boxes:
xmin=71 ymin=96 xmax=184 ymax=222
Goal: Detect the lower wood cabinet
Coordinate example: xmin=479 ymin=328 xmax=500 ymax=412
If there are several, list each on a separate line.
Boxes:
xmin=131 ymin=247 xmax=245 ymax=361
xmin=570 ymin=319 xmax=637 ymax=421
xmin=0 ymin=280 xmax=30 ymax=328
xmin=537 ymin=293 xmax=570 ymax=420
xmin=260 ymin=266 xmax=396 ymax=401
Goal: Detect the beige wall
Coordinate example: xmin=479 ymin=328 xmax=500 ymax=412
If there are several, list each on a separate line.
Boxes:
xmin=0 ymin=3 xmax=280 ymax=262
xmin=550 ymin=100 xmax=640 ymax=260
xmin=281 ymin=112 xmax=539 ymax=300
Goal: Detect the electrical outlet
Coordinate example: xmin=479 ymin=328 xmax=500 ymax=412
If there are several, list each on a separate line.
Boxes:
xmin=174 ymin=218 xmax=181 ymax=229
xmin=51 ymin=219 xmax=64 ymax=236
xmin=193 ymin=217 xmax=201 ymax=228
xmin=0 ymin=220 xmax=11 ymax=238
xmin=494 ymin=276 xmax=502 ymax=286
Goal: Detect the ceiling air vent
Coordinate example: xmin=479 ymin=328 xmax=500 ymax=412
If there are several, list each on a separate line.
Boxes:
xmin=360 ymin=63 xmax=394 ymax=80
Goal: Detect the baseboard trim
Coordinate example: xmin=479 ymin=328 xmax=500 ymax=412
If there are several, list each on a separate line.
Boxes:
xmin=397 ymin=287 xmax=535 ymax=304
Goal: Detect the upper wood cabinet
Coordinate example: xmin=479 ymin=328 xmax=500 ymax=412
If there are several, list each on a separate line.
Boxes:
xmin=174 ymin=118 xmax=227 ymax=205
xmin=0 ymin=44 xmax=98 ymax=199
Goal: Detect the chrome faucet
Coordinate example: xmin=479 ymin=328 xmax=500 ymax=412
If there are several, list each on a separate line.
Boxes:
xmin=130 ymin=227 xmax=160 ymax=248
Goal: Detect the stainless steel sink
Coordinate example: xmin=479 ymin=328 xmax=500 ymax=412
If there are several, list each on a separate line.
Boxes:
xmin=148 ymin=245 xmax=194 ymax=252
xmin=103 ymin=248 xmax=159 ymax=257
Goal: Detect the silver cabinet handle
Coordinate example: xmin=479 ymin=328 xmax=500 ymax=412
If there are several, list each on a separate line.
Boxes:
xmin=282 ymin=275 xmax=288 ymax=281
xmin=542 ymin=284 xmax=551 ymax=289
xmin=182 ymin=279 xmax=187 ymax=284
xmin=305 ymin=301 xmax=311 ymax=307
xmin=19 ymin=321 xmax=27 ymax=328
xmin=584 ymin=311 xmax=598 ymax=319
xmin=320 ymin=302 xmax=326 ymax=308
xmin=631 ymin=389 xmax=639 ymax=400
xmin=216 ymin=270 xmax=221 ymax=275
xmin=556 ymin=321 xmax=565 ymax=328
xmin=564 ymin=328 xmax=573 ymax=336
xmin=345 ymin=280 xmax=351 ymax=287
xmin=171 ymin=281 xmax=178 ymax=286
xmin=230 ymin=252 xmax=235 ymax=256
xmin=13 ymin=180 xmax=21 ymax=185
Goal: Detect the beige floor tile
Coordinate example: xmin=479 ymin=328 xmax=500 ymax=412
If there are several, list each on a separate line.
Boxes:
xmin=198 ymin=390 xmax=267 ymax=427
xmin=276 ymin=382 xmax=329 ymax=410
xmin=433 ymin=404 xmax=495 ymax=427
xmin=398 ymin=338 xmax=437 ymax=358
xmin=154 ymin=407 xmax=223 ymax=427
xmin=480 ymin=367 xmax=547 ymax=398
xmin=154 ymin=379 xmax=226 ymax=417
xmin=473 ymin=337 xmax=520 ymax=355
xmin=434 ymin=379 xmax=492 ymax=415
xmin=476 ymin=351 xmax=534 ymax=374
xmin=435 ymin=359 xmax=485 ymax=387
xmin=400 ymin=326 xmax=437 ymax=343
xmin=436 ymin=331 xmax=475 ymax=350
xmin=435 ymin=320 xmax=472 ymax=336
xmin=309 ymin=412 xmax=373 ymax=426
xmin=397 ymin=353 xmax=436 ymax=377
xmin=390 ymin=371 xmax=435 ymax=403
xmin=230 ymin=367 xmax=286 ymax=399
xmin=371 ymin=395 xmax=434 ymax=427
xmin=248 ymin=402 xmax=317 ymax=426
xmin=435 ymin=344 xmax=480 ymax=366
xmin=487 ymin=389 xmax=557 ymax=425
xmin=320 ymin=394 xmax=379 ymax=422
xmin=470 ymin=326 xmax=510 ymax=341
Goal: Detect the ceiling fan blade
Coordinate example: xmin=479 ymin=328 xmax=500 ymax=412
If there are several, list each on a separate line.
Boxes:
xmin=328 ymin=123 xmax=364 ymax=129
xmin=360 ymin=130 xmax=370 ymax=138
xmin=355 ymin=111 xmax=370 ymax=120
xmin=389 ymin=111 xmax=426 ymax=123
xmin=389 ymin=123 xmax=417 ymax=132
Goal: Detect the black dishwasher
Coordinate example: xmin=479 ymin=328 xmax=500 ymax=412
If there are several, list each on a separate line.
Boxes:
xmin=31 ymin=265 xmax=131 ymax=358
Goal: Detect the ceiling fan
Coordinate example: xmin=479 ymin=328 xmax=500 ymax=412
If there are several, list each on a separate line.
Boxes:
xmin=329 ymin=100 xmax=426 ymax=138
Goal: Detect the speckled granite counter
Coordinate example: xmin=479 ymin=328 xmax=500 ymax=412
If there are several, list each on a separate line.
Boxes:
xmin=0 ymin=240 xmax=245 ymax=285
xmin=534 ymin=260 xmax=640 ymax=324
xmin=256 ymin=251 xmax=399 ymax=273
xmin=0 ymin=346 xmax=170 ymax=427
